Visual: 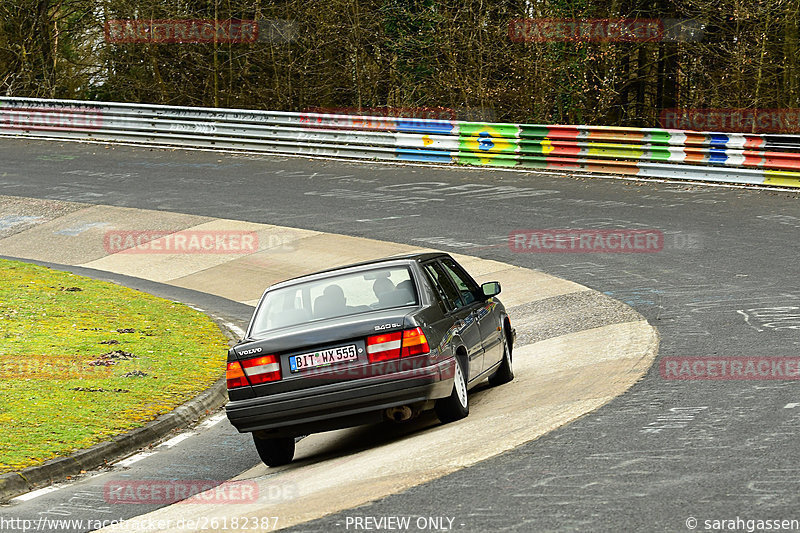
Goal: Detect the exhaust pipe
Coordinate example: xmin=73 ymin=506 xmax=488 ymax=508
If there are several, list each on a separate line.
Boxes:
xmin=385 ymin=405 xmax=413 ymax=422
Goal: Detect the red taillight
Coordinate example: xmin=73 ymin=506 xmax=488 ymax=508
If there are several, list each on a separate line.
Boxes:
xmin=401 ymin=327 xmax=430 ymax=357
xmin=367 ymin=327 xmax=430 ymax=363
xmin=226 ymin=361 xmax=249 ymax=389
xmin=241 ymin=354 xmax=282 ymax=385
xmin=366 ymin=331 xmax=402 ymax=362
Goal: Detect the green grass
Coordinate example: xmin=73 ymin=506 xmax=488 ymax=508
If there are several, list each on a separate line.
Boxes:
xmin=0 ymin=258 xmax=229 ymax=473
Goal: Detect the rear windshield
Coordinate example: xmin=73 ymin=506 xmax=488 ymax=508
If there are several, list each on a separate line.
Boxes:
xmin=250 ymin=266 xmax=418 ymax=335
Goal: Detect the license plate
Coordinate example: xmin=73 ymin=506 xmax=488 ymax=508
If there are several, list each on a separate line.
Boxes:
xmin=289 ymin=344 xmax=358 ymax=373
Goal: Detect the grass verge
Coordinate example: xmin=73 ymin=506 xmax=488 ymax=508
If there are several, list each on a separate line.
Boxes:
xmin=0 ymin=258 xmax=229 ymax=473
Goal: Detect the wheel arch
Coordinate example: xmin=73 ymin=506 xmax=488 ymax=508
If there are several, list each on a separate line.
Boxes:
xmin=503 ymin=316 xmax=513 ymax=358
xmin=453 ymin=343 xmax=469 ymax=376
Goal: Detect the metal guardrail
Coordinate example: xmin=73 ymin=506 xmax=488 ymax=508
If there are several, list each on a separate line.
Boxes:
xmin=1 ymin=97 xmax=799 ymax=188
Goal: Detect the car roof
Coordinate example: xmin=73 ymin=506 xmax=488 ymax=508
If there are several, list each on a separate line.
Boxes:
xmin=270 ymin=252 xmax=449 ymax=290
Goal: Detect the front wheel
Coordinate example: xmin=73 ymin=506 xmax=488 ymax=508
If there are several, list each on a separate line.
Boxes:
xmin=488 ymin=330 xmax=514 ymax=386
xmin=435 ymin=356 xmax=469 ymax=423
xmin=252 ymin=435 xmax=295 ymax=467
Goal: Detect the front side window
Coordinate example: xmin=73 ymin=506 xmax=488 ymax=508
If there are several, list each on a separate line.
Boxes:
xmin=441 ymin=258 xmax=480 ymax=306
xmin=250 ymin=266 xmax=417 ymax=335
xmin=423 ymin=261 xmax=464 ymax=312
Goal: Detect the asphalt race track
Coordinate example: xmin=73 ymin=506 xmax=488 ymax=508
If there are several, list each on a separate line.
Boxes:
xmin=1 ymin=138 xmax=799 ymax=532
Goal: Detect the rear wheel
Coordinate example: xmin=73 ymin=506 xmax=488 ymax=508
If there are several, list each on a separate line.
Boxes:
xmin=435 ymin=356 xmax=469 ymax=423
xmin=252 ymin=435 xmax=295 ymax=467
xmin=488 ymin=329 xmax=514 ymax=386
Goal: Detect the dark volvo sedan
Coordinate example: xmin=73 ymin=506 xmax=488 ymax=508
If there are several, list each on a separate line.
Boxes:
xmin=225 ymin=252 xmax=514 ymax=466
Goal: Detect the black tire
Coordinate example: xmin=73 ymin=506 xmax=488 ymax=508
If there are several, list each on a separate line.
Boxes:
xmin=435 ymin=355 xmax=469 ymax=423
xmin=488 ymin=329 xmax=514 ymax=386
xmin=252 ymin=435 xmax=295 ymax=467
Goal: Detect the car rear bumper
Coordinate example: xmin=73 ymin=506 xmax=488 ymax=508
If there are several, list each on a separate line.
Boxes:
xmin=225 ymin=357 xmax=455 ymax=437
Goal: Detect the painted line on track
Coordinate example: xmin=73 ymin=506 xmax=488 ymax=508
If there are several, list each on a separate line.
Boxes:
xmin=10 ymin=485 xmax=61 ymax=502
xmin=114 ymin=452 xmax=155 ymax=468
xmin=157 ymin=434 xmax=195 ymax=449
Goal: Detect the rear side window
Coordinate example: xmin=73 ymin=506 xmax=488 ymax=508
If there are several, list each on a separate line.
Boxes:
xmin=423 ymin=262 xmax=463 ymax=312
xmin=250 ymin=266 xmax=418 ymax=335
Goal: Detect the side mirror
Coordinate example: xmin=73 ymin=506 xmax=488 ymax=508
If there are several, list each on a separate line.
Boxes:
xmin=481 ymin=281 xmax=501 ymax=298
